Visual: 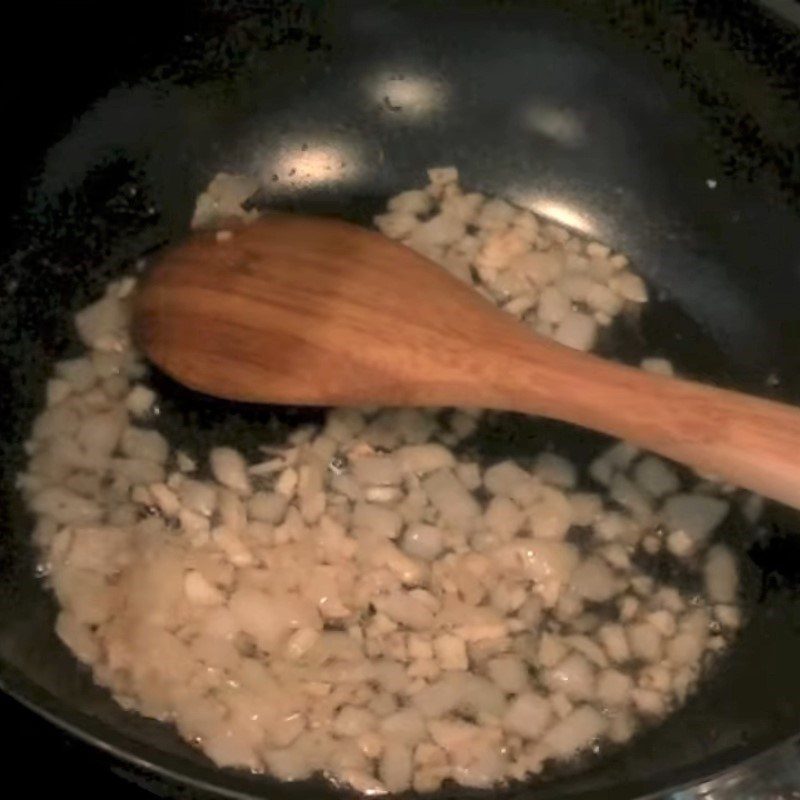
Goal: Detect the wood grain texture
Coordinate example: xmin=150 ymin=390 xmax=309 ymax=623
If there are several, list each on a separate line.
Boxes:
xmin=135 ymin=214 xmax=800 ymax=508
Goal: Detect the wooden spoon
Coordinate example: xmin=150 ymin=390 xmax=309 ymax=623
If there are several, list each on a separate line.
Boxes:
xmin=135 ymin=214 xmax=800 ymax=508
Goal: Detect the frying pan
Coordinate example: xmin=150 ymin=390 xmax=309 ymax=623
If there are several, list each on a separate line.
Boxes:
xmin=3 ymin=1 xmax=800 ymax=797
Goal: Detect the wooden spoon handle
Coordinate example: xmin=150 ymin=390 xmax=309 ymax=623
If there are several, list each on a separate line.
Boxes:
xmin=475 ymin=337 xmax=800 ymax=507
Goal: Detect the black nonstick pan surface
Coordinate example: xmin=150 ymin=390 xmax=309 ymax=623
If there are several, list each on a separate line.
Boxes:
xmin=3 ymin=2 xmax=800 ymax=798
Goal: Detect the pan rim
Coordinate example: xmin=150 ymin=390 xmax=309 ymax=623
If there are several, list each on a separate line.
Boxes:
xmin=2 ymin=658 xmax=798 ymax=800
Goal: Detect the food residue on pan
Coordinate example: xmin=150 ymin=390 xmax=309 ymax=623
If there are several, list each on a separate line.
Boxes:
xmin=19 ymin=167 xmax=748 ymax=793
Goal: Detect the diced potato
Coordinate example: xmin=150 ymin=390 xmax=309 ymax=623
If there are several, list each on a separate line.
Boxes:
xmin=543 ymin=705 xmax=607 ymax=757
xmin=544 ymin=653 xmax=595 ymax=701
xmin=704 ymin=544 xmax=738 ymax=603
xmin=503 ymin=692 xmax=553 ymax=738
xmin=423 ymin=469 xmax=480 ymax=525
xmin=661 ymin=494 xmax=729 ymax=546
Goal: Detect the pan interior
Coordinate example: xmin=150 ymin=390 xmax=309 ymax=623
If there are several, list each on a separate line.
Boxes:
xmin=2 ymin=3 xmax=800 ymax=799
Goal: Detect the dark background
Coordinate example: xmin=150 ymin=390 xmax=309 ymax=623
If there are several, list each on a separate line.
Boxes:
xmin=2 ymin=692 xmax=148 ymax=796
